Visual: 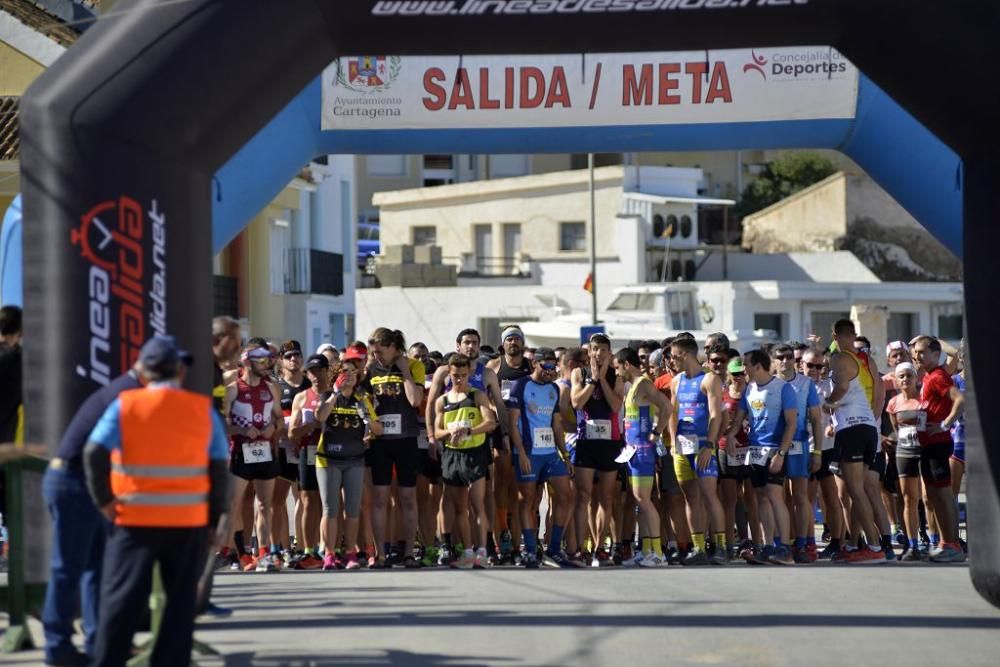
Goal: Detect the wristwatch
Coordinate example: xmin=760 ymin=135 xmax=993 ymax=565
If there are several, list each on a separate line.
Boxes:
xmin=585 ymin=377 xmax=597 ymax=386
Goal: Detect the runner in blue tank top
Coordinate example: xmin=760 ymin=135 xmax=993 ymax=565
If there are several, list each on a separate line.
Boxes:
xmin=727 ymin=348 xmax=798 ymax=565
xmin=667 ymin=337 xmax=725 ymax=566
xmin=507 ymin=347 xmax=574 ymax=568
xmin=772 ymin=344 xmax=823 ymax=563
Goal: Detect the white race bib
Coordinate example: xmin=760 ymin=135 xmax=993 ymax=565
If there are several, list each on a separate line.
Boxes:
xmin=677 ymin=434 xmax=699 ymax=456
xmin=243 ymin=441 xmax=273 ymax=464
xmin=305 ymin=444 xmax=317 ymax=466
xmin=417 ymin=432 xmax=430 ymax=450
xmin=750 ymin=446 xmax=773 ymax=467
xmin=379 ymin=413 xmax=402 ymax=435
xmin=285 ymin=443 xmax=300 ymax=464
xmin=655 ymin=439 xmax=669 ymax=457
xmin=302 ymin=408 xmax=315 ymax=424
xmin=532 ymin=427 xmax=555 ymax=450
xmin=727 ymin=445 xmax=749 ymax=467
xmin=585 ymin=419 xmax=612 ymax=440
xmin=789 ymin=440 xmax=803 ymax=456
xmin=898 ymin=425 xmax=921 ymax=450
xmin=501 ymin=380 xmax=512 ymax=401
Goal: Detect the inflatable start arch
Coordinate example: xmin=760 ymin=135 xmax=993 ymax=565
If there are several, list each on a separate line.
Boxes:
xmin=16 ymin=0 xmax=1000 ymax=606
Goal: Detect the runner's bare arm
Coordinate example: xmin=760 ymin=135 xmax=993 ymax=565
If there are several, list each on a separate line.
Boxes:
xmin=570 ymin=367 xmax=595 ymax=409
xmin=668 ymin=375 xmax=681 ymax=451
xmin=288 ymin=390 xmax=316 ymax=440
xmin=704 ymin=373 xmax=724 ymax=443
xmin=396 ymin=355 xmax=424 ymax=408
xmin=508 ymin=406 xmax=527 ymax=458
xmin=867 ymin=354 xmax=886 ymax=416
xmin=472 ymin=389 xmax=497 ymax=436
xmin=641 ymin=379 xmax=672 ymax=435
xmin=424 ymin=365 xmax=449 ymax=440
xmin=433 ymin=396 xmax=451 ymax=442
xmin=263 ymin=383 xmax=282 ymax=439
xmin=483 ymin=367 xmax=509 ymax=440
xmin=826 ymin=353 xmax=853 ymax=405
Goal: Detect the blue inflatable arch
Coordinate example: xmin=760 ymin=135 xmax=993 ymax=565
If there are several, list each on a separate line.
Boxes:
xmin=14 ymin=0 xmax=997 ymax=607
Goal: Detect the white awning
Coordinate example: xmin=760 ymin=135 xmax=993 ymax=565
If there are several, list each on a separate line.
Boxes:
xmin=625 ymin=192 xmax=736 ymax=206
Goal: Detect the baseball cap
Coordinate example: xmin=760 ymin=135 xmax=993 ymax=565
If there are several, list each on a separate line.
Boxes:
xmin=886 ymin=340 xmax=908 ymax=358
xmin=316 ymin=343 xmax=337 ymax=355
xmin=535 ymin=347 xmax=557 ymax=362
xmin=727 ymin=357 xmax=746 ymax=375
xmin=501 ymin=326 xmax=524 ymax=342
xmin=894 ymin=362 xmax=917 ymax=377
xmin=305 ymin=354 xmax=329 ymax=371
xmin=648 ymin=349 xmax=663 ymax=368
xmin=342 ymin=343 xmax=367 ymax=362
xmin=139 ymin=335 xmax=188 ymax=374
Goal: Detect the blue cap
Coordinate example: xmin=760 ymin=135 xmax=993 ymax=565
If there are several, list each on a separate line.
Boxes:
xmin=139 ymin=335 xmax=189 ymax=373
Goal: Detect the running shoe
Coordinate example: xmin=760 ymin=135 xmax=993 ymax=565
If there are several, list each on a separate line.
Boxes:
xmin=612 ymin=543 xmax=624 ymax=566
xmin=499 ymin=529 xmax=514 ymax=558
xmin=768 ymin=546 xmax=794 ymax=565
xmin=880 ymin=537 xmax=897 ymax=562
xmin=805 ymin=543 xmax=818 ymax=563
xmin=831 ymin=547 xmax=851 ymax=563
xmin=681 ymin=549 xmax=709 ymax=566
xmin=844 ymin=546 xmax=888 ymax=564
xmin=521 ymin=551 xmax=540 ymax=569
xmin=422 ymin=546 xmax=440 ymax=567
xmin=749 ymin=545 xmax=775 ymax=565
xmin=709 ymin=550 xmax=728 ymax=566
xmin=437 ymin=545 xmax=453 ymax=567
xmin=639 ymin=552 xmax=668 ymax=568
xmin=474 ymin=549 xmax=491 ymax=569
xmin=894 ymin=531 xmax=908 ymax=549
xmin=542 ymin=551 xmax=573 ymax=568
xmin=236 ymin=553 xmax=255 ymax=572
xmin=623 ymin=550 xmax=645 ymax=568
xmin=344 ymin=551 xmax=361 ymax=570
xmin=322 ymin=553 xmax=337 ymax=571
xmin=900 ymin=547 xmax=923 ymax=562
xmin=929 ymin=542 xmax=967 ymax=563
xmin=793 ymin=547 xmax=810 ymax=564
xmin=255 ymin=554 xmax=279 ymax=572
xmin=818 ymin=543 xmax=840 ymax=560
xmin=403 ymin=555 xmax=422 ymax=569
xmin=665 ymin=546 xmax=682 ymax=565
xmin=568 ymin=551 xmax=589 ymax=568
xmin=384 ymin=551 xmax=404 ymax=568
xmin=621 ymin=541 xmax=634 ymax=564
xmin=299 ymin=553 xmax=324 ymax=570
xmin=213 ymin=551 xmax=231 ymax=571
xmin=592 ymin=546 xmax=614 ymax=568
xmin=453 ymin=549 xmax=477 ymax=569
xmin=821 ymin=525 xmax=831 ymax=543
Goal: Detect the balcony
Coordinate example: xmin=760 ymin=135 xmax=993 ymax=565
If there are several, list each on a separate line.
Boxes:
xmin=457 ymin=253 xmax=532 ymax=278
xmin=286 ymin=248 xmax=344 ymax=296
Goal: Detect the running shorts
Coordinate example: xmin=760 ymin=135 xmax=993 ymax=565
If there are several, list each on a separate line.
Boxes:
xmin=442 ymin=444 xmax=491 ymax=487
xmin=573 ymin=439 xmax=622 ymax=473
xmin=674 ymin=450 xmax=719 ymax=483
xmin=834 ymin=425 xmax=878 ymax=467
xmin=514 ymin=449 xmax=568 ymax=484
xmin=367 ymin=437 xmax=419 ymax=487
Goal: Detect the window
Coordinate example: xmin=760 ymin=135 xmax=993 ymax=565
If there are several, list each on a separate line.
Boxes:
xmin=474 ymin=224 xmax=493 ymax=273
xmin=607 ymin=292 xmax=657 ymax=311
xmin=502 ymin=223 xmax=521 ymax=273
xmin=559 ymin=222 xmax=586 ymax=252
xmin=811 ymin=311 xmax=850 ymax=340
xmin=412 ymin=226 xmax=437 ymax=246
xmin=754 ymin=313 xmax=785 ymax=339
xmin=888 ymin=312 xmax=916 ymax=343
xmin=666 ymin=214 xmax=679 ymax=238
xmin=938 ymin=314 xmax=964 ymax=340
xmin=366 ymin=155 xmax=406 ymax=176
xmin=679 ymin=214 xmax=693 ymax=239
xmin=666 ymin=290 xmax=696 ymax=330
xmin=269 ymin=219 xmax=290 ymax=295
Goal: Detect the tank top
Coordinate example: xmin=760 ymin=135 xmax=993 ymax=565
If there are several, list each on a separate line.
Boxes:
xmin=624 ymin=376 xmax=656 ymax=447
xmin=230 ymin=377 xmax=275 ymax=451
xmin=441 ymin=388 xmax=486 ymax=450
xmin=719 ymin=391 xmax=748 ymax=451
xmin=832 ymin=353 xmax=878 ymax=431
xmin=368 ymin=359 xmax=422 ymax=439
xmin=498 ymin=355 xmax=533 ymax=406
xmin=299 ymin=387 xmax=323 ymax=455
xmin=317 ymin=391 xmax=375 ymax=465
xmin=676 ymin=371 xmax=709 ymax=439
xmin=845 ymin=349 xmax=875 ymax=406
xmin=575 ymin=367 xmax=622 ymax=442
xmin=445 ymin=360 xmax=487 ymax=392
xmin=951 ymin=374 xmax=966 ymax=446
xmin=510 ymin=377 xmax=560 ymax=454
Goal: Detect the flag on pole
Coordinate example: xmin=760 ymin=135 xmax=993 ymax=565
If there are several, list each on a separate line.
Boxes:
xmin=583 ymin=272 xmax=593 ymax=293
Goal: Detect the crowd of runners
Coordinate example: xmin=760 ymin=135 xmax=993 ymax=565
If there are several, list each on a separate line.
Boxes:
xmin=210 ymin=315 xmax=968 ymax=572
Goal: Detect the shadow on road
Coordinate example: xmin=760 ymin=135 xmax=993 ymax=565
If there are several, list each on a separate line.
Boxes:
xmin=219 ymin=648 xmax=518 ymax=666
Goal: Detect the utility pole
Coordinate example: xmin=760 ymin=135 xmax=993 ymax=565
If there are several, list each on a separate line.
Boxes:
xmin=589 ymin=153 xmax=597 ymax=325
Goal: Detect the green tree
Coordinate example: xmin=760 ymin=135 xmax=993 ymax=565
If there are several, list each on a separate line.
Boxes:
xmin=735 ymin=152 xmax=837 ymax=220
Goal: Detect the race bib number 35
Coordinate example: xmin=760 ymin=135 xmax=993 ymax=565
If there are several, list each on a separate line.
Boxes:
xmin=533 ymin=427 xmax=555 ymax=450
xmin=243 ymin=441 xmax=273 ymax=464
xmin=379 ymin=414 xmax=402 ymax=435
xmin=585 ymin=419 xmax=612 ymax=440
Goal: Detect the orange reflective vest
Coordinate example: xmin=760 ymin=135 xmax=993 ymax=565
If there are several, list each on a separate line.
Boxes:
xmin=110 ymin=387 xmax=212 ymax=528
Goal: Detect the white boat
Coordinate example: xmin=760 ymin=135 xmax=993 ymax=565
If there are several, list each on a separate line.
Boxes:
xmin=519 ymin=283 xmax=778 ymax=350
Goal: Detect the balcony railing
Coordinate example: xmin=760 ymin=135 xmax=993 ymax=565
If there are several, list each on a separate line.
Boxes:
xmin=456 ymin=254 xmax=531 ymax=278
xmin=286 ymin=248 xmax=344 ymax=296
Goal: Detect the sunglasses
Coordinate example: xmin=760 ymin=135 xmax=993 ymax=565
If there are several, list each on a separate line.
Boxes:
xmin=539 ymin=362 xmax=557 ymax=371
xmin=709 ymin=357 xmax=727 ymax=365
xmin=730 ymin=371 xmax=745 ymax=378
xmin=283 ymin=352 xmax=302 ymax=359
xmin=806 ymin=362 xmax=825 ymax=370
xmin=670 ymin=353 xmax=686 ymax=360
xmin=774 ymin=354 xmax=795 ymax=361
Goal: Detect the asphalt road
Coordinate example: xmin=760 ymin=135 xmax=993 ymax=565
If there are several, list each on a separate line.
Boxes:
xmin=8 ymin=560 xmax=997 ymax=667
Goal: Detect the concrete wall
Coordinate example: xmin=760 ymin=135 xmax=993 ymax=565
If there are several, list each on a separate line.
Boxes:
xmin=741 ymin=172 xmax=847 ymax=254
